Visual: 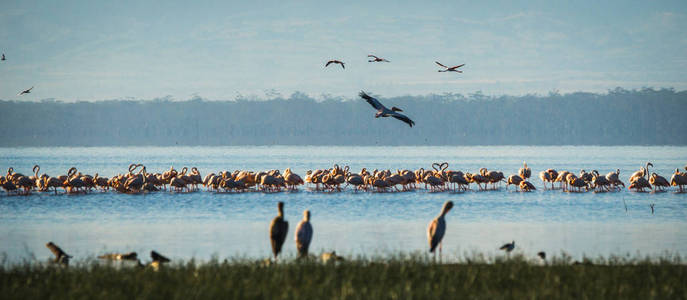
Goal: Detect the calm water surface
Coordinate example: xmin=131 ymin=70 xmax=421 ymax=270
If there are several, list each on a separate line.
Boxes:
xmin=1 ymin=146 xmax=686 ymax=263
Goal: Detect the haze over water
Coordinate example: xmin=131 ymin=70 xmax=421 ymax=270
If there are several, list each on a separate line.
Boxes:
xmin=1 ymin=146 xmax=686 ymax=263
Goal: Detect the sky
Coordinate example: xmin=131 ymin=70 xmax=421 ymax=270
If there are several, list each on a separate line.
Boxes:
xmin=0 ymin=0 xmax=686 ymax=101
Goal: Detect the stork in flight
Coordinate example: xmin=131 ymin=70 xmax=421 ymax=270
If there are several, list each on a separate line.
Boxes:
xmin=325 ymin=60 xmax=345 ymax=69
xmin=18 ymin=86 xmax=33 ymax=96
xmin=436 ymin=61 xmax=465 ymax=73
xmin=359 ymin=91 xmax=415 ymax=127
xmin=368 ymin=55 xmax=390 ymax=62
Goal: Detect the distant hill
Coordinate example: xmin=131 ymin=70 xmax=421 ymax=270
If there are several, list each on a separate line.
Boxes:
xmin=1 ymin=88 xmax=685 ymax=146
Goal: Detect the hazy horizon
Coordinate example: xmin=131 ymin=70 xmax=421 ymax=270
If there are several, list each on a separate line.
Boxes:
xmin=1 ymin=1 xmax=686 ymax=101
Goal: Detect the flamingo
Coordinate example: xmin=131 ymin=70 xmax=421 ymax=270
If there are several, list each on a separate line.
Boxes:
xmin=269 ymin=201 xmax=289 ymax=261
xmin=367 ymin=54 xmax=389 ymax=62
xmin=295 ymin=210 xmax=313 ymax=258
xmin=649 ymin=172 xmax=670 ymax=192
xmin=427 ymin=201 xmax=453 ymax=260
xmin=519 ymin=180 xmax=536 ymax=192
xmin=435 ymin=61 xmax=465 ymax=72
xmin=359 ymin=91 xmax=415 ymax=127
xmin=325 ymin=60 xmax=345 ymax=69
xmin=519 ymin=162 xmax=531 ymax=180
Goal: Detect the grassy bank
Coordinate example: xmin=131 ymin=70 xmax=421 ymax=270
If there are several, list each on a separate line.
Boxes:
xmin=1 ymin=254 xmax=686 ymax=299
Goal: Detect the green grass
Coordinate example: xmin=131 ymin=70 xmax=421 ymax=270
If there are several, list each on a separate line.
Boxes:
xmin=1 ymin=254 xmax=686 ymax=299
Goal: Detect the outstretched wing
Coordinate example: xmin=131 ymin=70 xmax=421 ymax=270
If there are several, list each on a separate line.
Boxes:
xmin=340 ymin=62 xmax=345 ymax=69
xmin=368 ymin=54 xmax=379 ymax=59
xmin=450 ymin=64 xmax=465 ymax=69
xmin=325 ymin=61 xmax=333 ymax=67
xmin=359 ymin=91 xmax=384 ymax=110
xmin=435 ymin=61 xmax=448 ymax=68
xmin=392 ymin=112 xmax=415 ymax=127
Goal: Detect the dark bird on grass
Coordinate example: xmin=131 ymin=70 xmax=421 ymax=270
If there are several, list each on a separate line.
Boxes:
xmin=368 ymin=54 xmax=389 ymax=62
xmin=140 ymin=250 xmax=171 ymax=271
xmin=295 ymin=209 xmax=313 ymax=258
xmin=98 ymin=252 xmax=138 ymax=261
xmin=359 ymin=91 xmax=415 ymax=127
xmin=325 ymin=60 xmax=345 ymax=69
xmin=537 ymin=251 xmax=546 ymax=260
xmin=269 ymin=201 xmax=289 ymax=260
xmin=499 ymin=240 xmax=515 ymax=252
xmin=436 ymin=61 xmax=465 ymax=73
xmin=18 ymin=86 xmax=33 ymax=96
xmin=427 ymin=201 xmax=453 ymax=260
xmin=46 ymin=242 xmax=72 ymax=266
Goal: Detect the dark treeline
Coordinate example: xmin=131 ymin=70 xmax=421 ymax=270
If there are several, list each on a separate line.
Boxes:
xmin=0 ymin=87 xmax=685 ymax=146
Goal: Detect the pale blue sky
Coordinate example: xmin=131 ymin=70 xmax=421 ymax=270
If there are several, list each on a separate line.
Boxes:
xmin=1 ymin=0 xmax=686 ymax=101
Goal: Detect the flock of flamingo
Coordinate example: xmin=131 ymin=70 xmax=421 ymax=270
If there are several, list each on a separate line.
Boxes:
xmin=2 ymin=162 xmax=686 ymax=196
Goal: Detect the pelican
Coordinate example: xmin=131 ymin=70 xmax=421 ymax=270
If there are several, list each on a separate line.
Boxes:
xmin=325 ymin=60 xmax=345 ymax=69
xmin=499 ymin=240 xmax=515 ymax=253
xmin=435 ymin=61 xmax=465 ymax=73
xmin=295 ymin=210 xmax=313 ymax=258
xmin=427 ymin=201 xmax=453 ymax=260
xmin=359 ymin=91 xmax=415 ymax=127
xmin=269 ymin=201 xmax=289 ymax=260
xmin=367 ymin=54 xmax=389 ymax=62
xmin=18 ymin=86 xmax=33 ymax=96
xmin=46 ymin=242 xmax=71 ymax=266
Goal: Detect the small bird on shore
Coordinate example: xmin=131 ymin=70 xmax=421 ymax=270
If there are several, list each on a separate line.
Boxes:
xmin=269 ymin=201 xmax=289 ymax=261
xmin=295 ymin=209 xmax=313 ymax=258
xmin=435 ymin=61 xmax=465 ymax=73
xmin=427 ymin=201 xmax=454 ymax=260
xmin=368 ymin=54 xmax=389 ymax=62
xmin=46 ymin=241 xmax=72 ymax=266
xmin=499 ymin=240 xmax=515 ymax=253
xmin=18 ymin=86 xmax=33 ymax=96
xmin=325 ymin=60 xmax=345 ymax=69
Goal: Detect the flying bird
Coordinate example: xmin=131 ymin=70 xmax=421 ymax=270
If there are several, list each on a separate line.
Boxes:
xmin=359 ymin=91 xmax=415 ymax=127
xmin=325 ymin=60 xmax=345 ymax=69
xmin=499 ymin=240 xmax=515 ymax=253
xmin=436 ymin=61 xmax=465 ymax=73
xmin=368 ymin=54 xmax=389 ymax=62
xmin=18 ymin=86 xmax=33 ymax=96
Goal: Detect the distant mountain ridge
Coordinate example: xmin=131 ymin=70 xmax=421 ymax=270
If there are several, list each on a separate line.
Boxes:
xmin=1 ymin=88 xmax=685 ymax=146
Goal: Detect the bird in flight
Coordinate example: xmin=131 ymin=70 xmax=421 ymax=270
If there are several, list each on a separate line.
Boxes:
xmin=436 ymin=61 xmax=465 ymax=73
xmin=368 ymin=54 xmax=390 ymax=62
xmin=1 ymin=53 xmax=5 ymax=61
xmin=325 ymin=60 xmax=345 ymax=69
xmin=359 ymin=91 xmax=415 ymax=127
xmin=18 ymin=86 xmax=33 ymax=96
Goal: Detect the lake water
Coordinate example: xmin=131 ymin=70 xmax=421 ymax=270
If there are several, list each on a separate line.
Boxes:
xmin=1 ymin=146 xmax=686 ymax=263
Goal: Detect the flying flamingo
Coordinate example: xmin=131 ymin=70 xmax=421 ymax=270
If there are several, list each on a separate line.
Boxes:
xmin=435 ymin=61 xmax=465 ymax=72
xmin=325 ymin=60 xmax=345 ymax=69
xmin=367 ymin=54 xmax=390 ymax=62
xmin=427 ymin=201 xmax=454 ymax=260
xmin=359 ymin=91 xmax=415 ymax=127
xmin=269 ymin=201 xmax=289 ymax=261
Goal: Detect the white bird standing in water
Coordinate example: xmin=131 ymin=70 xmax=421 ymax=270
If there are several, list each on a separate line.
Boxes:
xmin=427 ymin=201 xmax=454 ymax=260
xmin=295 ymin=210 xmax=313 ymax=258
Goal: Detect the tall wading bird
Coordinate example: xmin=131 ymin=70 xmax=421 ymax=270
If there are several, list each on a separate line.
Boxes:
xmin=359 ymin=91 xmax=415 ymax=127
xmin=325 ymin=59 xmax=345 ymax=69
xmin=367 ymin=54 xmax=389 ymax=62
xmin=435 ymin=61 xmax=465 ymax=73
xmin=269 ymin=201 xmax=289 ymax=261
xmin=427 ymin=201 xmax=454 ymax=260
xmin=18 ymin=86 xmax=33 ymax=96
xmin=295 ymin=210 xmax=313 ymax=258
